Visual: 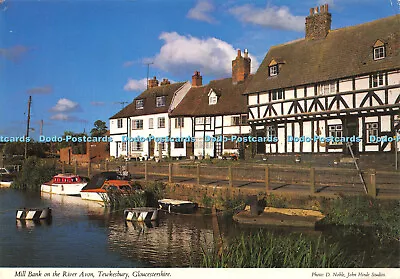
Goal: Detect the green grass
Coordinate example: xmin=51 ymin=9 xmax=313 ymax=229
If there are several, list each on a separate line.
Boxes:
xmin=198 ymin=231 xmax=363 ymax=268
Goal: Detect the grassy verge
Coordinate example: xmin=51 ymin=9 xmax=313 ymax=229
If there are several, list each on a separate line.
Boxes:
xmin=199 ymin=230 xmax=363 ymax=268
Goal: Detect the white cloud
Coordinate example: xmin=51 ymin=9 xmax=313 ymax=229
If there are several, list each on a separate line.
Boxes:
xmin=229 ymin=4 xmax=305 ymax=32
xmin=123 ymin=78 xmax=147 ymax=91
xmin=50 ymin=98 xmax=80 ymax=112
xmin=50 ymin=113 xmax=69 ymax=121
xmin=187 ymin=0 xmax=217 ymax=24
xmin=152 ymin=32 xmax=259 ymax=77
xmin=123 ymin=60 xmax=135 ymax=68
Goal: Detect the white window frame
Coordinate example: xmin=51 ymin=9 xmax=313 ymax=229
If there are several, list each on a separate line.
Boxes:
xmin=136 ymin=99 xmax=144 ymax=110
xmin=175 ymin=118 xmax=184 ymax=128
xmin=266 ymin=125 xmax=277 ymax=138
xmin=366 ymin=123 xmax=379 ymax=143
xmin=131 ymin=142 xmax=143 ymax=151
xmin=318 ymin=82 xmax=336 ymax=95
xmin=271 ymin=89 xmax=283 ymax=100
xmin=117 ymin=119 xmax=123 ymax=128
xmin=149 ymin=118 xmax=153 ymax=129
xmin=132 ymin=119 xmax=143 ymax=130
xmin=158 ymin=117 xmax=165 ymax=128
xmin=121 ymin=142 xmax=127 ymax=151
xmin=209 ymin=96 xmax=217 ymax=105
xmin=231 ymin=116 xmax=240 ymax=126
xmin=373 ymin=46 xmax=385 ymax=60
xmin=156 ymin=96 xmax=166 ymax=107
xmin=174 ymin=141 xmax=184 ymax=149
xmin=372 ymin=73 xmax=384 ymax=88
xmin=269 ymin=65 xmax=278 ymax=76
xmin=328 ymin=124 xmax=342 ymax=145
xmin=195 ymin=117 xmax=204 ymax=125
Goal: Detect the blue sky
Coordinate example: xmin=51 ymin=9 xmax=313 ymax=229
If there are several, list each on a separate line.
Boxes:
xmin=0 ymin=0 xmax=398 ymax=138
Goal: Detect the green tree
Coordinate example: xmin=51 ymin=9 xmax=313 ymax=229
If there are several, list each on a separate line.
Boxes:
xmin=90 ymin=120 xmax=108 ymax=137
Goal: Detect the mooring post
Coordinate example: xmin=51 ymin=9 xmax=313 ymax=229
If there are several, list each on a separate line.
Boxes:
xmin=228 ymin=166 xmax=233 ymax=188
xmin=368 ymin=169 xmax=377 ymax=198
xmin=145 ymin=162 xmax=148 ymax=181
xmin=168 ymin=163 xmax=173 ymax=183
xmin=265 ymin=166 xmax=270 ymax=192
xmin=88 ymin=161 xmax=91 ymax=177
xmin=62 ymin=161 xmax=65 ymax=174
xmin=74 ymin=160 xmax=77 ymax=175
xmin=197 ymin=164 xmax=200 ymax=185
xmin=310 ymin=167 xmax=316 ymax=194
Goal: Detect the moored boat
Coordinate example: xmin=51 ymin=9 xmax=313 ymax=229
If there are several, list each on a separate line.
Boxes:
xmin=16 ymin=207 xmax=52 ymax=220
xmin=0 ymin=168 xmax=14 ymax=187
xmin=41 ymin=173 xmax=87 ymax=196
xmin=158 ymin=199 xmax=198 ymax=213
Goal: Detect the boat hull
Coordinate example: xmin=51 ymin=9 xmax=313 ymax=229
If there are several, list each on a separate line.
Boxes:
xmin=0 ymin=181 xmax=12 ymax=188
xmin=16 ymin=208 xmax=52 ymax=220
xmin=158 ymin=199 xmax=198 ymax=213
xmin=80 ymin=191 xmax=108 ymax=202
xmin=41 ymin=182 xmax=86 ymax=196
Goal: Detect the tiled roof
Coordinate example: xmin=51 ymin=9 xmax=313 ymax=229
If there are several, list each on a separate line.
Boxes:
xmin=110 ymin=82 xmax=186 ymax=119
xmin=245 ymin=15 xmax=400 ymax=94
xmin=170 ymin=76 xmax=253 ymax=117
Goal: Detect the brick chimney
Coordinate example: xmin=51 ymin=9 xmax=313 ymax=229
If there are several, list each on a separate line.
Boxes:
xmin=305 ymin=4 xmax=331 ymax=40
xmin=192 ymin=71 xmax=202 ymax=87
xmin=232 ymin=49 xmax=251 ymax=84
xmin=160 ymin=78 xmax=171 ymax=86
xmin=148 ymin=76 xmax=159 ymax=88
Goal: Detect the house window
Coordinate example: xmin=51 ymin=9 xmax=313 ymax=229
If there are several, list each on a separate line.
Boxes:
xmin=131 ymin=142 xmax=143 ymax=151
xmin=366 ymin=123 xmax=379 ymax=143
xmin=373 ymin=46 xmax=385 ymax=60
xmin=269 ymin=65 xmax=278 ymax=76
xmin=149 ymin=118 xmax=153 ymax=129
xmin=372 ymin=73 xmax=384 ymax=87
xmin=156 ymin=96 xmax=166 ymax=107
xmin=231 ymin=116 xmax=240 ymax=126
xmin=195 ymin=117 xmax=204 ymax=125
xmin=328 ymin=125 xmax=342 ymax=144
xmin=175 ymin=118 xmax=184 ymax=128
xmin=205 ymin=117 xmax=211 ymax=124
xmin=240 ymin=115 xmax=248 ymax=125
xmin=136 ymin=99 xmax=144 ymax=110
xmin=121 ymin=142 xmax=127 ymax=151
xmin=174 ymin=142 xmax=184 ymax=149
xmin=158 ymin=117 xmax=165 ymax=128
xmin=271 ymin=89 xmax=284 ymax=100
xmin=132 ymin=119 xmax=143 ymax=130
xmin=266 ymin=125 xmax=277 ymax=138
xmin=318 ymin=82 xmax=336 ymax=95
xmin=209 ymin=96 xmax=217 ymax=105
xmin=117 ymin=119 xmax=123 ymax=128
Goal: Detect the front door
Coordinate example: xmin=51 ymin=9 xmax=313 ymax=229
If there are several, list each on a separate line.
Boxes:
xmin=256 ymin=130 xmax=266 ymax=154
xmin=186 ymin=141 xmax=194 ymax=157
xmin=345 ymin=116 xmax=359 ymax=155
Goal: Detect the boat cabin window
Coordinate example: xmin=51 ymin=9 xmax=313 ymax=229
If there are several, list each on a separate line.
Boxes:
xmin=119 ymin=185 xmax=132 ymax=191
xmin=107 ymin=185 xmax=118 ymax=190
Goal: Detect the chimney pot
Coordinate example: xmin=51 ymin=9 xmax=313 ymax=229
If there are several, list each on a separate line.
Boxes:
xmin=309 ymin=8 xmax=313 ymax=15
xmin=237 ymin=49 xmax=241 ymax=58
xmin=325 ymin=4 xmax=328 ymax=12
xmin=148 ymin=76 xmax=159 ymax=88
xmin=192 ymin=71 xmax=202 ymax=87
xmin=232 ymin=48 xmax=251 ymax=84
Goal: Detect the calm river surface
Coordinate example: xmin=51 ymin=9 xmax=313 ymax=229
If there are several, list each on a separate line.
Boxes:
xmin=0 ymin=188 xmax=398 ymax=267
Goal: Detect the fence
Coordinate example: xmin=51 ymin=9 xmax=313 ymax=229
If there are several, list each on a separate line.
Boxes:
xmin=57 ymin=161 xmax=400 ymax=198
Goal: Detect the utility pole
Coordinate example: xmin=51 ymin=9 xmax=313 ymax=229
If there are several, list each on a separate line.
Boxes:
xmin=40 ymin=119 xmax=43 ymax=136
xmin=145 ymin=62 xmax=154 ymax=90
xmin=24 ymin=96 xmax=32 ymax=159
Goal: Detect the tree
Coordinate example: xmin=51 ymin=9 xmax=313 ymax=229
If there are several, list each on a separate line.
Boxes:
xmin=90 ymin=120 xmax=108 ymax=137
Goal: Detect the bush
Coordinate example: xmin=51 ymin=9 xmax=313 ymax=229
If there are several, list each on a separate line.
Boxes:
xmin=12 ymin=156 xmax=56 ymax=191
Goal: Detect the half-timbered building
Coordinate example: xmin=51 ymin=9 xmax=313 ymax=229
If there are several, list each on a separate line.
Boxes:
xmin=244 ymin=5 xmax=400 ymax=156
xmin=170 ymin=50 xmax=252 ymax=158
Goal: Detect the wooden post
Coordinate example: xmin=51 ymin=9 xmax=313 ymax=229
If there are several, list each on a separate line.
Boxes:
xmin=145 ymin=162 xmax=148 ymax=181
xmin=228 ymin=166 xmax=233 ymax=188
xmin=62 ymin=161 xmax=65 ymax=174
xmin=74 ymin=161 xmax=77 ymax=175
xmin=168 ymin=163 xmax=173 ymax=183
xmin=310 ymin=167 xmax=315 ymax=194
xmin=211 ymin=205 xmax=223 ymax=256
xmin=197 ymin=164 xmax=200 ymax=185
xmin=88 ymin=161 xmax=91 ymax=177
xmin=265 ymin=166 xmax=269 ymax=193
xmin=368 ymin=169 xmax=377 ymax=198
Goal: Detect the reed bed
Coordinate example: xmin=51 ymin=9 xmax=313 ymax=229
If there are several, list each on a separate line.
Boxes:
xmin=200 ymin=231 xmax=363 ymax=268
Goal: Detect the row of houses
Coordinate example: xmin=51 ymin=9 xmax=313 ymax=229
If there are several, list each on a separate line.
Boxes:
xmin=110 ymin=4 xmax=400 ymax=160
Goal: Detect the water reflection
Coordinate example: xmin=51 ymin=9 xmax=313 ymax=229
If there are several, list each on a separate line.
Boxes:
xmin=16 ymin=219 xmax=52 ymax=230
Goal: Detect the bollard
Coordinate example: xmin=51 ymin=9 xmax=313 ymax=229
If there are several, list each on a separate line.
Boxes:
xmin=265 ymin=166 xmax=270 ymax=193
xmin=310 ymin=167 xmax=315 ymax=194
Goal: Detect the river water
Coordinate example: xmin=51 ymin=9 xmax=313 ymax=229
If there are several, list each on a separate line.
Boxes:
xmin=0 ymin=188 xmax=398 ymax=267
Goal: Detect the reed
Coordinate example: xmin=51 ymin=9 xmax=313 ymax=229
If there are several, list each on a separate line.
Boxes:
xmin=104 ymin=190 xmax=146 ymax=210
xmin=199 ymin=231 xmax=363 ymax=268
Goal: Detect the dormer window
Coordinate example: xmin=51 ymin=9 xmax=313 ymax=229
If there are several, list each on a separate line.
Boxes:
xmin=208 ymin=89 xmax=218 ymax=105
xmin=136 ymin=99 xmax=144 ymax=109
xmin=156 ymin=96 xmax=166 ymax=107
xmin=269 ymin=65 xmax=278 ymax=76
xmin=373 ymin=40 xmax=386 ymax=60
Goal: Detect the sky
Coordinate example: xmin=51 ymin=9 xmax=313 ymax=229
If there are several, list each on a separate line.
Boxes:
xmin=0 ymin=0 xmax=399 ymax=138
